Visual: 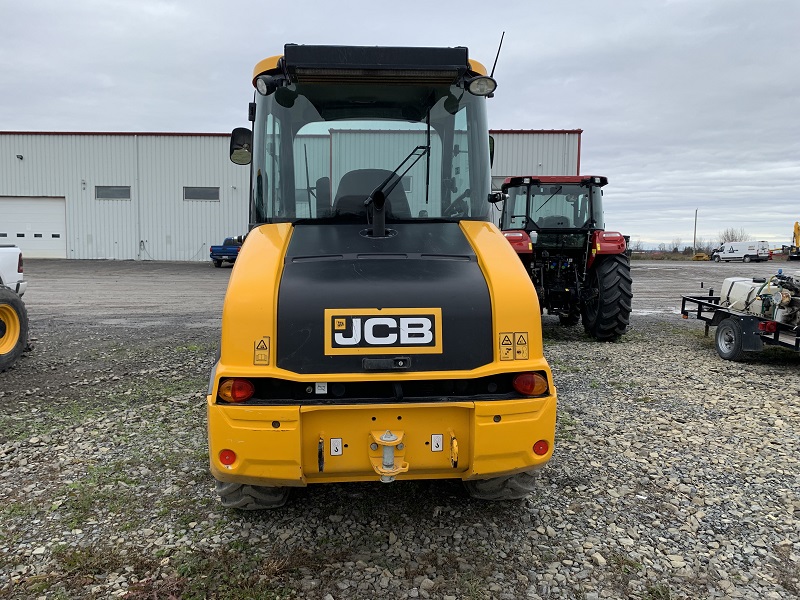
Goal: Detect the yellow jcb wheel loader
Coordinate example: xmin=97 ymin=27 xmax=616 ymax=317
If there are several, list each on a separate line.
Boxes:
xmin=207 ymin=44 xmax=557 ymax=509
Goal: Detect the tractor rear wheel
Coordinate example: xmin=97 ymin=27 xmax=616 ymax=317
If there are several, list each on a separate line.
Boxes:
xmin=216 ymin=481 xmax=290 ymax=510
xmin=581 ymin=255 xmax=632 ymax=341
xmin=464 ymin=470 xmax=539 ymax=500
xmin=0 ymin=288 xmax=28 ymax=372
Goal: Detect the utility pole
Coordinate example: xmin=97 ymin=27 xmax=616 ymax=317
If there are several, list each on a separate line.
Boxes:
xmin=693 ymin=208 xmax=698 ymax=254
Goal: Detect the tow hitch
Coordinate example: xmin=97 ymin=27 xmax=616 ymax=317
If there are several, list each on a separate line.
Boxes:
xmin=369 ymin=430 xmax=409 ymax=482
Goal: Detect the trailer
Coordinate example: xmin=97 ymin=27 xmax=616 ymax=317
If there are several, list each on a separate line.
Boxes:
xmin=680 ymin=272 xmax=800 ymax=360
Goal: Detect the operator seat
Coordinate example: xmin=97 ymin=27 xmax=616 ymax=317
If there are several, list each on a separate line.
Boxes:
xmin=332 ymin=169 xmax=411 ymax=219
xmin=315 ymin=177 xmax=331 ymax=217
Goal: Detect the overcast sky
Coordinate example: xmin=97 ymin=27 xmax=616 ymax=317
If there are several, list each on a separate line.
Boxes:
xmin=2 ymin=0 xmax=798 ymax=248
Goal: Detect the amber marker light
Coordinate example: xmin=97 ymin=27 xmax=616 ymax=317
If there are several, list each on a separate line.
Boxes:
xmin=218 ymin=378 xmax=255 ymax=403
xmin=512 ymin=372 xmax=549 ymax=396
xmin=533 ymin=440 xmax=549 ymax=456
xmin=219 ymin=449 xmax=237 ymax=465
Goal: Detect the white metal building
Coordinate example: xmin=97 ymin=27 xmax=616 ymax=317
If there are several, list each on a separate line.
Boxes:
xmin=0 ymin=129 xmax=581 ymax=260
xmin=489 ymin=129 xmax=581 ymax=190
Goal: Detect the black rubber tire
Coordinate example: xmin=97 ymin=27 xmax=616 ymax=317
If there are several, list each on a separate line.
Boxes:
xmin=212 ymin=259 xmax=222 ymax=268
xmin=558 ymin=311 xmax=580 ymax=326
xmin=713 ymin=255 xmax=721 ymax=262
xmin=715 ymin=317 xmax=745 ymax=361
xmin=0 ymin=288 xmax=28 ymax=373
xmin=581 ymin=255 xmax=633 ymax=341
xmin=215 ymin=481 xmax=290 ymax=510
xmin=743 ymin=256 xmax=751 ymax=263
xmin=464 ymin=470 xmax=539 ymax=500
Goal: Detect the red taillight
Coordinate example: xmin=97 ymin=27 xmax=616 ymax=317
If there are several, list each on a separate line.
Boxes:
xmin=533 ymin=440 xmax=549 ymax=456
xmin=218 ymin=378 xmax=255 ymax=403
xmin=219 ymin=449 xmax=236 ymax=465
xmin=17 ymin=254 xmax=23 ymax=273
xmin=758 ymin=321 xmax=778 ymax=333
xmin=512 ymin=372 xmax=549 ymax=396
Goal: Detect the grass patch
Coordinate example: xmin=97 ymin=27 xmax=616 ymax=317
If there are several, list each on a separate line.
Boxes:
xmin=644 ymin=582 xmax=671 ymax=599
xmin=13 ymin=545 xmax=156 ymax=597
xmin=556 ymin=410 xmax=579 ymax=442
xmin=60 ymin=462 xmax=145 ymax=529
xmin=608 ymin=551 xmax=643 ymax=592
xmin=773 ymin=543 xmax=800 ymax=595
xmin=126 ymin=546 xmax=316 ymax=600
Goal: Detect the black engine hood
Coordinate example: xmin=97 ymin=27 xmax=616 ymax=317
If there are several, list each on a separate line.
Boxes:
xmin=276 ymin=223 xmax=493 ymax=374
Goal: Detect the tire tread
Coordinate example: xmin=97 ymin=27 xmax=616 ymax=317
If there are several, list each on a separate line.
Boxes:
xmin=215 ymin=481 xmax=290 ymax=510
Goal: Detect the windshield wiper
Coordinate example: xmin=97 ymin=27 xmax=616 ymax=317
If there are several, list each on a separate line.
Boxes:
xmin=365 ymin=144 xmax=429 ymax=236
xmin=536 ymin=186 xmax=562 ymax=212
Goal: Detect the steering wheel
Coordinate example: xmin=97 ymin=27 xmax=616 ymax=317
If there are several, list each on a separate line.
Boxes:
xmin=443 ymin=188 xmax=470 ymax=217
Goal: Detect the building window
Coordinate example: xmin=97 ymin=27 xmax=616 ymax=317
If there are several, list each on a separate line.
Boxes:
xmin=96 ymin=186 xmax=131 ymax=200
xmin=34 ymin=233 xmax=42 ymax=238
xmin=184 ymin=187 xmax=220 ymax=201
xmin=0 ymin=233 xmax=6 ymax=238
xmin=17 ymin=233 xmax=24 ymax=238
xmin=52 ymin=233 xmax=61 ymax=238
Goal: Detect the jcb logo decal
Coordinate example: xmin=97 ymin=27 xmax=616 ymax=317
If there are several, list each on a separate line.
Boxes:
xmin=324 ymin=308 xmax=442 ymax=355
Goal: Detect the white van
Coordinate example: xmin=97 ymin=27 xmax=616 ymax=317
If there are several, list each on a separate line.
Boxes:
xmin=712 ymin=240 xmax=770 ymax=263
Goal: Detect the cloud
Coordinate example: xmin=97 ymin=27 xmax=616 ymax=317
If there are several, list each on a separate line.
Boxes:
xmin=1 ymin=0 xmax=798 ymax=246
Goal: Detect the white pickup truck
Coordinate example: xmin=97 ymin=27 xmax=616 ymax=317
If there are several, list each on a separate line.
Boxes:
xmin=0 ymin=245 xmax=29 ymax=372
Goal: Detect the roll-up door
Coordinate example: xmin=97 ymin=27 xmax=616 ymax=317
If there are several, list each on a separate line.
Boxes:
xmin=0 ymin=197 xmax=67 ymax=258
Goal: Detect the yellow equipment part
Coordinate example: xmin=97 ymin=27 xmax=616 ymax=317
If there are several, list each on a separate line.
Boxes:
xmin=208 ymin=219 xmax=557 ymax=487
xmin=208 ymin=397 xmax=556 ymax=486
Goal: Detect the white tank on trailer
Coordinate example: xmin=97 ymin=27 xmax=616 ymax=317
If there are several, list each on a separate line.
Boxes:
xmin=720 ymin=277 xmax=780 ymax=316
xmin=720 ymin=271 xmax=800 ymax=324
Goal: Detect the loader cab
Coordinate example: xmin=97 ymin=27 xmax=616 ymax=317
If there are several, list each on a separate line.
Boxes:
xmin=232 ymin=45 xmax=495 ymax=233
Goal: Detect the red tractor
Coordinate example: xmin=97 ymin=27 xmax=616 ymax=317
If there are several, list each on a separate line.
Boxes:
xmin=499 ymin=175 xmax=632 ymax=341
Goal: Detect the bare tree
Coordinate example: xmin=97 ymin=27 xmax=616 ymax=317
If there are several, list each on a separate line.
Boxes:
xmin=718 ymin=227 xmax=751 ymax=243
xmin=631 ymin=238 xmax=643 ymax=252
xmin=695 ymin=236 xmax=714 ymax=254
xmin=671 ymin=237 xmax=682 ymax=253
xmin=657 ymin=242 xmax=666 ymax=252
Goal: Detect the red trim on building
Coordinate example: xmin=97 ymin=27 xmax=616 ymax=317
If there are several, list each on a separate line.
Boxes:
xmin=488 ymin=129 xmax=583 ymax=134
xmin=0 ymin=131 xmax=231 ymax=137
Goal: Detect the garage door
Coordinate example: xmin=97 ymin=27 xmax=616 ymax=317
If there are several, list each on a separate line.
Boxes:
xmin=0 ymin=197 xmax=67 ymax=258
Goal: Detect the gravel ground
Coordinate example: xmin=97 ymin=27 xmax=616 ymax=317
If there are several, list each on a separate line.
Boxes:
xmin=1 ymin=259 xmax=798 ymax=599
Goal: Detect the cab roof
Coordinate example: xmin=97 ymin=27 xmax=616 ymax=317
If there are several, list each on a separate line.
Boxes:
xmin=502 ymin=175 xmax=608 ymax=187
xmin=252 ymin=45 xmax=487 ymax=86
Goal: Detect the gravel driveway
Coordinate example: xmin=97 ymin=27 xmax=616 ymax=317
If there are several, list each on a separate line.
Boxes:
xmin=1 ymin=259 xmax=798 ymax=599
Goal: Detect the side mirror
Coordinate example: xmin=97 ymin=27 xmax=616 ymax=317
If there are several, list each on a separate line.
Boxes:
xmin=230 ymin=127 xmax=252 ymax=165
xmin=488 ymin=192 xmax=505 ymax=204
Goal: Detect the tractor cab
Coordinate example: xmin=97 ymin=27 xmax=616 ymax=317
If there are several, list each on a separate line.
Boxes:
xmin=500 ymin=175 xmax=607 ymax=256
xmin=499 ymin=175 xmax=631 ymax=340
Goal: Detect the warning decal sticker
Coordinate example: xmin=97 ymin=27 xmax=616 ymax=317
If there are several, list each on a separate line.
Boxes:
xmin=254 ymin=337 xmax=270 ymax=365
xmin=499 ymin=332 xmax=514 ymax=361
xmin=499 ymin=331 xmax=529 ymax=360
xmin=514 ymin=332 xmax=529 ymax=360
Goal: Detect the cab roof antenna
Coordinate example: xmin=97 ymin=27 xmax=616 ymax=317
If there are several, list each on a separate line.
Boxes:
xmin=490 ymin=31 xmax=505 ymax=78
